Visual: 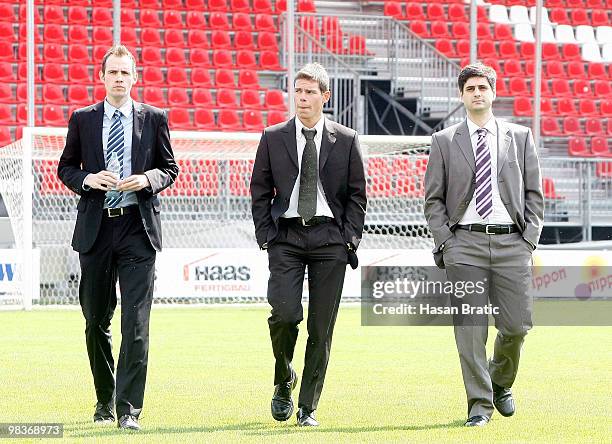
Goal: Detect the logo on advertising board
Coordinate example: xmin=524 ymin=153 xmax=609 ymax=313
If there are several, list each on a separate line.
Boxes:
xmin=182 ymin=253 xmax=252 ymax=293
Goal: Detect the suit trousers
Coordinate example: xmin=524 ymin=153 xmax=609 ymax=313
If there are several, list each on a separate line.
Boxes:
xmin=78 ymin=209 xmax=156 ymax=419
xmin=442 ymin=228 xmax=533 ymax=418
xmin=267 ymin=219 xmax=348 ymax=411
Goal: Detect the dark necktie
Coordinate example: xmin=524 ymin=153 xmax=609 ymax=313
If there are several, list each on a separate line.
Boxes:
xmin=475 ymin=128 xmax=493 ymax=219
xmin=298 ymin=128 xmax=317 ymax=222
xmin=105 ymin=109 xmax=125 ymax=208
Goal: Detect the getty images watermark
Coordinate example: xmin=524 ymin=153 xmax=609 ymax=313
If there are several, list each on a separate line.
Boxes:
xmin=361 ymin=266 xmax=612 ymax=326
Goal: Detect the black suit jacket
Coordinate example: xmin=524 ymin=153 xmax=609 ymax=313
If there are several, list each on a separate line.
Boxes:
xmin=58 ymin=101 xmax=179 ymax=253
xmin=250 ymin=117 xmax=367 ymax=255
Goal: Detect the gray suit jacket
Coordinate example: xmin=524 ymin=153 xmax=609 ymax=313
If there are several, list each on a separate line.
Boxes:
xmin=424 ymin=119 xmax=544 ymax=268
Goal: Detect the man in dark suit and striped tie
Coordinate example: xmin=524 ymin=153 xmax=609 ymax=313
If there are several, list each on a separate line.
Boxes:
xmin=424 ymin=63 xmax=544 ymax=427
xmin=58 ymin=45 xmax=178 ymax=430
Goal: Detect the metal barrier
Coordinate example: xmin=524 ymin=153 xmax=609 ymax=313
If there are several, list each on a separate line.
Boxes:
xmin=280 ymin=13 xmax=465 ymax=133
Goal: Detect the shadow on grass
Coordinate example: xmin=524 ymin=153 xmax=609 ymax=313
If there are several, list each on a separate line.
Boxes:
xmin=65 ymin=419 xmax=465 ymax=438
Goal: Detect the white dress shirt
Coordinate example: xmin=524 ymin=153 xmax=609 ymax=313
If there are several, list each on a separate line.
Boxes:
xmin=459 ymin=116 xmax=514 ymax=225
xmin=282 ymin=116 xmax=334 ymax=218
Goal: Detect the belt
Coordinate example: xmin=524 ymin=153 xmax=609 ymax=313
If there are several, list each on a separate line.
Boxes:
xmin=104 ymin=205 xmax=137 ymax=218
xmin=457 ymin=224 xmax=519 ymax=235
xmin=283 ymin=216 xmax=334 ymax=227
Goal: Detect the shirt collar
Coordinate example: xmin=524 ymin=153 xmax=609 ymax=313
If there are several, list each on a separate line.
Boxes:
xmin=296 ymin=115 xmax=325 ymax=140
xmin=467 ymin=115 xmax=497 ymax=137
xmin=104 ymin=98 xmax=133 ymax=120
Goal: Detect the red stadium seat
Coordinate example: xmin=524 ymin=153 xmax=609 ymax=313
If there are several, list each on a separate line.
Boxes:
xmin=520 ymin=42 xmax=535 ymax=59
xmin=563 ymin=116 xmax=583 ymax=135
xmin=44 ymin=5 xmax=65 ymax=24
xmin=566 ymin=61 xmax=587 ymax=80
xmin=409 ymin=20 xmax=428 ymax=38
xmin=93 ymin=27 xmax=113 ymax=45
xmin=509 ymin=77 xmax=529 ymax=96
xmin=232 ymin=13 xmax=252 ymax=31
xmin=169 ymin=108 xmax=193 ymax=129
xmin=186 ymin=0 xmax=207 ymax=9
xmin=254 ymin=0 xmax=274 ymax=14
xmin=42 ymin=63 xmax=65 ymax=82
xmin=235 ymin=31 xmax=255 ymax=50
xmin=164 ymin=10 xmax=184 ymax=28
xmin=545 ymin=60 xmax=566 ymax=78
xmin=588 ymin=63 xmax=608 ymax=80
xmin=549 ymin=8 xmax=569 ymax=25
xmin=68 ymin=85 xmax=90 ymax=105
xmin=142 ymin=47 xmax=163 ymax=65
xmin=44 ymin=24 xmax=66 ymax=43
xmin=594 ymin=80 xmax=611 ymax=98
xmin=513 ymin=97 xmax=533 ymax=116
xmin=504 ymin=59 xmax=523 ymax=77
xmin=542 ymin=43 xmax=561 ymax=60
xmin=238 ymin=69 xmax=260 ymax=88
xmin=321 ymin=17 xmax=340 ymax=36
xmin=265 ymin=90 xmax=287 ymax=110
xmin=0 ymin=126 xmax=11 ymax=146
xmin=217 ymin=88 xmax=238 ymax=108
xmin=456 ymin=39 xmax=470 ymax=58
xmin=573 ymin=80 xmax=592 ymax=97
xmin=495 ymin=78 xmax=509 ymax=96
xmin=384 ymin=1 xmax=404 ymax=18
xmin=140 ymin=9 xmax=162 ymax=27
xmin=69 ymin=25 xmax=89 ymax=44
xmin=232 ymin=0 xmax=252 ymax=12
xmin=257 ymin=32 xmax=279 ymax=51
xmin=232 ymin=49 xmax=256 ymax=70
xmin=0 ymin=104 xmax=14 ymax=124
xmin=218 ymin=109 xmax=242 ymax=131
xmin=349 ymin=35 xmax=372 ymax=56
xmin=431 ymin=21 xmax=450 ymax=39
xmin=213 ymin=49 xmax=234 ymax=68
xmin=166 ymin=48 xmax=187 ymax=66
xmin=591 ymin=137 xmax=611 ymax=157
xmin=188 ymin=30 xmax=209 ymax=48
xmin=568 ymin=137 xmax=590 ymax=156
xmin=186 ymin=12 xmax=207 ymax=28
xmin=326 ymin=32 xmax=345 ymax=54
xmin=190 ymin=48 xmax=211 ymax=67
xmin=192 ymin=88 xmax=214 ymax=107
xmin=141 ymin=28 xmax=162 ymax=46
xmin=435 ymin=39 xmax=457 ymax=58
xmin=586 ymin=118 xmax=605 ymax=136
xmin=94 ymin=85 xmax=106 ymax=102
xmin=500 ymin=41 xmax=519 ymax=59
xmin=194 ymin=109 xmax=217 ymax=130
xmin=541 ymin=117 xmax=562 ymax=136
xmin=0 ymin=84 xmax=14 ymax=103
xmin=121 ymin=28 xmax=138 ymax=46
xmin=69 ymin=64 xmax=92 ymax=83
xmin=255 ymin=13 xmax=276 ymax=32
xmin=121 ymin=8 xmax=137 ymax=26
xmin=68 ymin=5 xmax=89 ymax=24
xmin=298 ymin=0 xmax=316 ymax=12
xmin=557 ymin=98 xmax=578 ymax=116
xmin=43 ymin=105 xmax=66 ymax=126
xmin=494 ymin=24 xmax=513 ymax=41
xmin=43 ymin=84 xmax=65 ymax=103
xmin=209 ymin=0 xmax=229 ymax=11
xmin=267 ymin=110 xmax=286 ymax=126
xmin=427 ymin=3 xmax=446 ymax=21
xmin=191 ymin=68 xmax=213 ymax=87
xmin=168 ymin=87 xmax=189 ymax=106
xmin=580 ymin=99 xmax=599 ymax=117
xmin=241 ymin=89 xmax=262 ymax=109
xmin=43 ymin=44 xmax=65 ymax=62
xmin=142 ymin=67 xmax=164 ymax=85
xmin=562 ymin=44 xmax=581 ymax=61
xmin=165 ymin=29 xmax=185 ymax=47
xmin=570 ymin=9 xmax=589 ymax=26
xmin=143 ymin=87 xmax=167 ymax=107
xmin=542 ymin=177 xmax=563 ymax=200
xmin=405 ymin=2 xmax=424 ymax=20
xmin=601 ymin=100 xmax=612 ymax=117
xmin=92 ymin=7 xmax=112 ymax=26
xmin=260 ymin=51 xmax=282 ymax=70
xmin=243 ymin=110 xmax=264 ymax=131
xmin=540 ymin=97 xmax=554 ymax=115
xmin=478 ymin=40 xmax=497 ymax=58
xmin=215 ymin=69 xmax=236 ymax=88
xmin=209 ymin=12 xmax=230 ymax=30
xmin=477 ymin=23 xmax=493 ymax=40
xmin=552 ymin=79 xmax=571 ymax=97
xmin=211 ymin=30 xmax=232 ymax=49
xmin=448 ymin=4 xmax=468 ymax=21
xmin=451 ymin=22 xmax=469 ymax=39
xmin=591 ymin=9 xmax=609 ymax=27
xmin=167 ymin=67 xmax=189 ymax=86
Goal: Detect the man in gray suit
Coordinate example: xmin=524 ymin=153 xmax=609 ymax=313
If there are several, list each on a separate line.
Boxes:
xmin=424 ymin=63 xmax=544 ymax=427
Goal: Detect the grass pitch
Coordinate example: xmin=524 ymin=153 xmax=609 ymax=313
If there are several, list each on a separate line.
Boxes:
xmin=0 ymin=307 xmax=610 ymax=443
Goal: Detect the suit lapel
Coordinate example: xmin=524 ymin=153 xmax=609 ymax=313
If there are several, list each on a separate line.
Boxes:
xmin=319 ymin=118 xmax=336 ymax=172
xmin=496 ymin=120 xmax=512 ymax=174
xmin=131 ymin=101 xmax=146 ymax=172
xmin=453 ymin=120 xmax=475 ymax=173
xmin=91 ymin=102 xmax=105 ymax=170
xmin=280 ymin=117 xmax=299 ymax=169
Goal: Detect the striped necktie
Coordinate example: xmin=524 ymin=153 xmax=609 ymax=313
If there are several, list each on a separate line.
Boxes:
xmin=475 ymin=128 xmax=493 ymax=219
xmin=105 ymin=109 xmax=125 ymax=208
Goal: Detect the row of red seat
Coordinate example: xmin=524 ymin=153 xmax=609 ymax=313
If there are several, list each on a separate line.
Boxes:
xmin=385 ymin=2 xmax=487 ymax=22
xmin=542 ymin=116 xmax=612 ymax=136
xmin=497 ymin=78 xmax=611 ymax=98
xmin=1 ymin=0 xmax=304 ymax=15
xmin=436 ymin=39 xmax=591 ymax=61
xmin=568 ymin=136 xmax=612 ymax=157
xmin=488 ymin=0 xmax=612 ymax=8
xmin=515 ymin=98 xmax=612 ymax=119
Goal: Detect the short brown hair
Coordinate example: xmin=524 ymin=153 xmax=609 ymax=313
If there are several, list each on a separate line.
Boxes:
xmin=458 ymin=62 xmax=497 ymax=93
xmin=100 ymin=45 xmax=137 ymax=77
xmin=295 ymin=63 xmax=330 ymax=93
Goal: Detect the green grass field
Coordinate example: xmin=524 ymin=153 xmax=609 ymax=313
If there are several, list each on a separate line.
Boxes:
xmin=1 ymin=307 xmax=610 ymax=443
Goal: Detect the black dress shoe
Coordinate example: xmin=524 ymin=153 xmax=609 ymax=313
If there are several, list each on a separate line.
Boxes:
xmin=296 ymin=408 xmax=319 ymax=427
xmin=93 ymin=401 xmax=115 ymax=423
xmin=117 ymin=414 xmax=140 ymax=430
xmin=493 ymin=382 xmax=515 ymax=417
xmin=464 ymin=415 xmax=490 ymax=427
xmin=271 ymin=368 xmax=297 ymax=421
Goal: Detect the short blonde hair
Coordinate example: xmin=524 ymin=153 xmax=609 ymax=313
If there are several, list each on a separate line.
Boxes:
xmin=295 ymin=63 xmax=330 ymax=93
xmin=100 ymin=45 xmax=137 ymax=77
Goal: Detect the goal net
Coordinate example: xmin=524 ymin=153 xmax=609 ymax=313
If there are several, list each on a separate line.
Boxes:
xmin=0 ymin=127 xmax=433 ymax=308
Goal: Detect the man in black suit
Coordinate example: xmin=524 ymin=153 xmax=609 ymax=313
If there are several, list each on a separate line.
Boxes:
xmin=58 ymin=45 xmax=178 ymax=431
xmin=250 ymin=63 xmax=367 ymax=427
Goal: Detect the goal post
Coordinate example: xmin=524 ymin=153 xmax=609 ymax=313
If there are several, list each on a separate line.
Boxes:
xmin=0 ymin=127 xmax=433 ymax=309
